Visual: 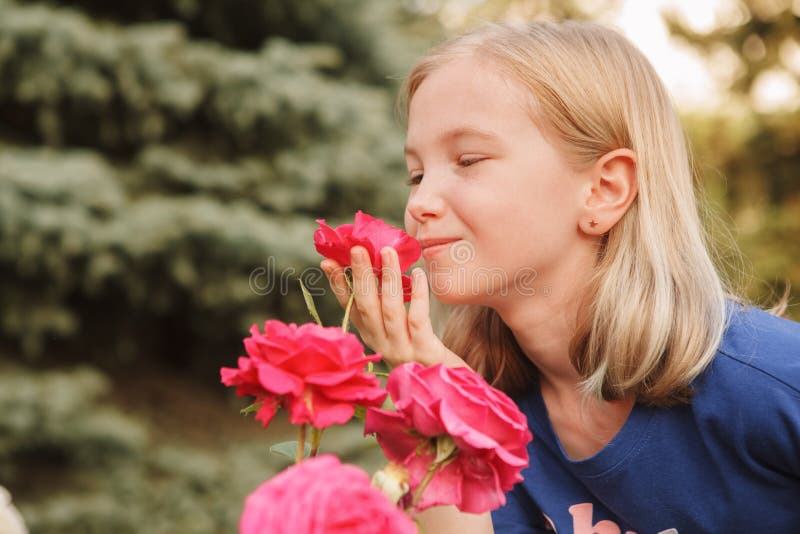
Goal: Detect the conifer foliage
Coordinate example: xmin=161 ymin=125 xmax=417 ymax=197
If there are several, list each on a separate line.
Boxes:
xmin=0 ymin=0 xmax=435 ymax=531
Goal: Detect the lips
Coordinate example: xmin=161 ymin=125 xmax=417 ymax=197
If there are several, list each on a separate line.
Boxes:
xmin=419 ymin=238 xmax=460 ymax=260
xmin=419 ymin=238 xmax=460 ymax=249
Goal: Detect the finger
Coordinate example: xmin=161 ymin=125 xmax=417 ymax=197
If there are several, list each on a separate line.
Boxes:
xmin=350 ymin=246 xmax=385 ymax=338
xmin=320 ymin=259 xmax=366 ymax=332
xmin=408 ymin=267 xmax=438 ymax=364
xmin=380 ymin=247 xmax=413 ymax=357
xmin=320 ymin=259 xmax=350 ymax=307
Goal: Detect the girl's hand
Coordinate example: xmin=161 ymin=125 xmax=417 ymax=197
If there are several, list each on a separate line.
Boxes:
xmin=320 ymin=245 xmax=467 ymax=369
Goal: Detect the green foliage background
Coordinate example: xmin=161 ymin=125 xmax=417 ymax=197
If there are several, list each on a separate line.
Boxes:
xmin=0 ymin=0 xmax=437 ymax=531
xmin=0 ymin=0 xmax=797 ymax=532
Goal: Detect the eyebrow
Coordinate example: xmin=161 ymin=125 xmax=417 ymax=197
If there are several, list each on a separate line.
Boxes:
xmin=404 ymin=126 xmax=501 ymax=157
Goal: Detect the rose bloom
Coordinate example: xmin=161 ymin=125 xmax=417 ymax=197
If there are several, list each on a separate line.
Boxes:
xmin=240 ymin=454 xmax=417 ymax=534
xmin=314 ymin=210 xmax=421 ymax=301
xmin=221 ymin=321 xmax=387 ymax=428
xmin=364 ymin=363 xmax=532 ymax=513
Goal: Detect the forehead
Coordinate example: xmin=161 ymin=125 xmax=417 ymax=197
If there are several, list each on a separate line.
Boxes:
xmin=406 ymin=56 xmax=533 ymax=143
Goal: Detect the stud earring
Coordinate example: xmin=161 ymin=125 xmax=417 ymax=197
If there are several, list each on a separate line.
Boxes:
xmin=589 ymin=219 xmax=598 ymax=228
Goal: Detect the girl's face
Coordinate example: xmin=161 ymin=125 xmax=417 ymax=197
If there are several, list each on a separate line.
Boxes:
xmin=403 ymin=56 xmax=588 ymax=306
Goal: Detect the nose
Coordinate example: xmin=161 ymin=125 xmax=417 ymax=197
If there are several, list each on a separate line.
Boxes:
xmin=405 ymin=177 xmax=447 ymax=225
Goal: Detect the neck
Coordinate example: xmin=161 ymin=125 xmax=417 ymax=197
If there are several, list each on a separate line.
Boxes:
xmin=493 ymin=283 xmax=582 ymax=393
xmin=487 ymin=241 xmax=596 ymax=397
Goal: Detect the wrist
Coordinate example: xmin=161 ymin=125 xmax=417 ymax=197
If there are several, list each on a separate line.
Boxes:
xmin=440 ymin=348 xmax=469 ymax=368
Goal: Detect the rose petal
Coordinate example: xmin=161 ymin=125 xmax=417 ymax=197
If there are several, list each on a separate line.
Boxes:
xmin=240 ymin=455 xmax=416 ymax=534
xmin=258 ymin=363 xmax=304 ymax=396
xmin=439 ymin=399 xmax=501 ymax=450
xmin=305 ymin=391 xmax=356 ymax=428
xmin=366 ymin=362 xmax=533 ymax=514
xmin=318 ymin=211 xmax=420 ymax=274
xmin=364 ymin=409 xmax=422 ymax=463
xmin=400 ymin=274 xmax=413 ymax=302
xmin=388 ymin=363 xmax=436 ymax=405
xmin=411 ymin=456 xmax=463 ymax=511
xmin=458 ymin=458 xmax=504 ymax=513
xmin=254 ymin=396 xmax=280 ymax=428
xmin=285 ymin=393 xmax=313 ymax=426
xmin=303 ymin=369 xmax=359 ymax=386
xmin=314 ymin=221 xmax=352 ymax=266
xmin=322 ymin=377 xmax=388 ymax=405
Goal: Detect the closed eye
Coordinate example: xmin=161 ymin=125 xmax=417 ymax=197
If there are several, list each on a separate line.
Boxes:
xmin=405 ymin=157 xmax=487 ymax=186
xmin=459 ymin=156 xmax=485 ymax=167
xmin=406 ymin=173 xmax=423 ymax=186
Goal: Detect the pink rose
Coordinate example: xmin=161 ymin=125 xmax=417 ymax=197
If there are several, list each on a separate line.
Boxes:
xmin=314 ymin=210 xmax=421 ymax=302
xmin=240 ymin=454 xmax=417 ymax=534
xmin=364 ymin=363 xmax=532 ymax=513
xmin=221 ymin=321 xmax=387 ymax=428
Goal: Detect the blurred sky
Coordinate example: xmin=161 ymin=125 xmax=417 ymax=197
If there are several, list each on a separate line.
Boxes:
xmin=616 ymin=0 xmax=722 ymax=110
xmin=426 ymin=0 xmax=800 ymax=112
xmin=615 ymin=0 xmax=800 ymax=112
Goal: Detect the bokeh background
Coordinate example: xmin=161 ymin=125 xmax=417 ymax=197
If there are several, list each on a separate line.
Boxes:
xmin=1 ymin=0 xmax=798 ymax=532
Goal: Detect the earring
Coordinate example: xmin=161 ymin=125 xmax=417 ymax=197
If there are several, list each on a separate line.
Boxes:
xmin=589 ymin=219 xmax=598 ymax=228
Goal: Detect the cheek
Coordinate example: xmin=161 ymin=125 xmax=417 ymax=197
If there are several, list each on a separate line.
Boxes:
xmin=512 ymin=167 xmax=581 ymax=235
xmin=483 ymin=199 xmax=572 ymax=266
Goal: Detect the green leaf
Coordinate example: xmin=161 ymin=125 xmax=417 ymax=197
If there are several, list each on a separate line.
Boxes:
xmin=240 ymin=402 xmax=262 ymax=415
xmin=298 ymin=277 xmax=323 ymax=325
xmin=270 ymin=440 xmax=311 ymax=460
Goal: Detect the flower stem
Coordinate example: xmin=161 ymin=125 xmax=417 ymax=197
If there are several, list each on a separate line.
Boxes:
xmin=342 ymin=291 xmax=355 ymax=332
xmin=309 ymin=426 xmax=324 ymax=457
xmin=407 ymin=463 xmax=439 ymax=512
xmin=296 ymin=424 xmax=307 ymax=464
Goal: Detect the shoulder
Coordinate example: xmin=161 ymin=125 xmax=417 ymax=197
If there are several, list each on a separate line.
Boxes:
xmin=690 ymin=303 xmax=800 ymax=475
xmin=710 ymin=302 xmax=800 ymax=394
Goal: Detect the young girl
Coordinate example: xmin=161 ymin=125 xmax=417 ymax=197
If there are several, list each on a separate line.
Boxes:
xmin=320 ymin=21 xmax=800 ymax=534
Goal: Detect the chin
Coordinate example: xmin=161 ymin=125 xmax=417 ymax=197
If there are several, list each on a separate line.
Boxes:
xmin=427 ymin=268 xmax=507 ymax=306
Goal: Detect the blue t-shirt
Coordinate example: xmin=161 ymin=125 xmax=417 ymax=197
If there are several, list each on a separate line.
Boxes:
xmin=491 ymin=304 xmax=800 ymax=533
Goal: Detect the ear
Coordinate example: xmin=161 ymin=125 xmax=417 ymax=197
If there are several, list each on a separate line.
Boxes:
xmin=579 ymin=148 xmax=638 ymax=235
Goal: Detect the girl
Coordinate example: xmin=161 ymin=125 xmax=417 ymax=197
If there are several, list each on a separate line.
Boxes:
xmin=320 ymin=21 xmax=800 ymax=534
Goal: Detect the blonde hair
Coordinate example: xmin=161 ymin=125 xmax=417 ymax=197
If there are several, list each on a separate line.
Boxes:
xmin=401 ymin=21 xmax=771 ymax=406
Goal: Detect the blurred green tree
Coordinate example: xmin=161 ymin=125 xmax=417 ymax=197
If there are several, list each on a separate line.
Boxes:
xmin=664 ymin=0 xmax=800 ymax=313
xmin=0 ymin=0 xmax=439 ymax=531
xmin=0 ymin=0 xmax=440 ymax=368
xmin=3 ymin=0 xmax=798 ymax=531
